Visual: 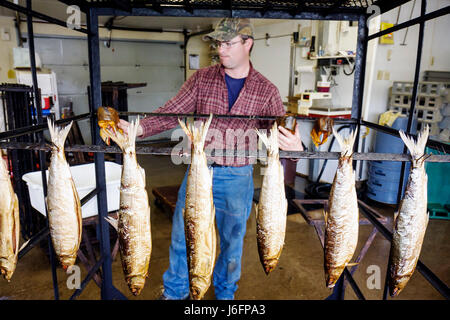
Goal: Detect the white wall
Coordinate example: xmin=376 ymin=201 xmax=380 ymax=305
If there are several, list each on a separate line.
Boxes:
xmin=0 ymin=16 xmax=18 ymax=84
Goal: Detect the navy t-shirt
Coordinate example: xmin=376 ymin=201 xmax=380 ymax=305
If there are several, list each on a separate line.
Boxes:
xmin=225 ymin=73 xmax=246 ymax=112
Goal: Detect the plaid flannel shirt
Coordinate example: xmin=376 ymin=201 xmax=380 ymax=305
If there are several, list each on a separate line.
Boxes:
xmin=139 ymin=62 xmax=286 ymax=166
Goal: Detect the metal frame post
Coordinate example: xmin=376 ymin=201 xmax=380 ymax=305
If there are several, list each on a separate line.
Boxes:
xmin=26 ymin=0 xmax=59 ymax=300
xmin=395 ymin=0 xmax=427 ymax=208
xmin=87 ymin=7 xmax=115 ymax=300
xmin=351 ymin=13 xmax=369 ymax=172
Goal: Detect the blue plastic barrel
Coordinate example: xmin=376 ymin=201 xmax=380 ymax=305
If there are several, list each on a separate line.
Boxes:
xmin=366 ymin=116 xmax=417 ymax=204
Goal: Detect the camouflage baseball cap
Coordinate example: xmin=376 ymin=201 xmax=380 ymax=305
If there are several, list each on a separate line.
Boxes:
xmin=203 ymin=18 xmax=254 ymax=42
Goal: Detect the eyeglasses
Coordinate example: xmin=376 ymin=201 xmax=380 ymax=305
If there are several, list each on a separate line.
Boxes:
xmin=212 ymin=39 xmax=244 ymax=49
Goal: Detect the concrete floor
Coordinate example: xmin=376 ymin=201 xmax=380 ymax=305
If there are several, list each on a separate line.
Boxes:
xmin=1 ymin=154 xmax=449 ymax=300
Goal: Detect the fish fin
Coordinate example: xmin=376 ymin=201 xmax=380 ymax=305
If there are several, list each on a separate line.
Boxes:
xmin=332 ymin=126 xmax=358 ymax=157
xmin=346 ymin=262 xmax=359 ymax=267
xmin=103 ymin=118 xmax=139 ymax=152
xmin=178 ymin=118 xmax=193 ymax=143
xmin=255 ymin=122 xmax=279 ymax=155
xmin=13 ymin=193 xmax=20 ymax=255
xmin=200 ymin=114 xmax=213 ymax=149
xmin=47 ymin=118 xmax=73 ymax=152
xmin=19 ymin=239 xmax=31 ymax=252
xmin=399 ymin=125 xmax=429 ymax=162
xmin=71 ymin=178 xmax=83 ymax=247
xmin=105 ymin=216 xmax=119 ymax=231
xmin=178 ymin=114 xmax=212 ymax=149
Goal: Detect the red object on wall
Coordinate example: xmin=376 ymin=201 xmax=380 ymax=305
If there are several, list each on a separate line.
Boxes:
xmin=43 ymin=97 xmax=51 ymax=109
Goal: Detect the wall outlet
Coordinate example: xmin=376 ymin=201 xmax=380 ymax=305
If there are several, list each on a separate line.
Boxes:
xmin=387 ymin=49 xmax=392 ymax=61
xmin=383 ymin=71 xmax=390 ymax=80
xmin=1 ymin=28 xmax=11 ymax=41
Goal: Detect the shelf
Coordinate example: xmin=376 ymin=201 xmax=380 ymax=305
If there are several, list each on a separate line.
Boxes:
xmin=309 ymin=55 xmax=356 ymax=60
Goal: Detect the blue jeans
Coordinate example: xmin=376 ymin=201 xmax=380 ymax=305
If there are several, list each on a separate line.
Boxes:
xmin=162 ymin=165 xmax=254 ymax=300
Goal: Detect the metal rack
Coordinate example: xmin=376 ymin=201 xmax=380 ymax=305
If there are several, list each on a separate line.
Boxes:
xmin=0 ymin=0 xmax=448 ymax=300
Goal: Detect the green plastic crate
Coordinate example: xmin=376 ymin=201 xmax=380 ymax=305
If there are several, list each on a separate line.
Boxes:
xmin=425 ymin=147 xmax=450 ymax=220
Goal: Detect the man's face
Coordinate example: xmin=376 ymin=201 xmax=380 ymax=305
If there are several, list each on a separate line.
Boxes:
xmin=216 ymin=35 xmax=252 ymax=70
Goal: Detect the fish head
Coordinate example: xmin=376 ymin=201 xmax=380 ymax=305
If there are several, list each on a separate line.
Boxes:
xmin=127 ymin=275 xmax=146 ymax=296
xmin=389 ymin=275 xmax=409 ymax=297
xmin=60 ymin=256 xmax=76 ymax=271
xmin=325 ymin=265 xmax=344 ymax=289
xmin=262 ymin=258 xmax=279 ymax=275
xmin=0 ymin=266 xmax=13 ymax=282
xmin=190 ymin=277 xmax=210 ymax=300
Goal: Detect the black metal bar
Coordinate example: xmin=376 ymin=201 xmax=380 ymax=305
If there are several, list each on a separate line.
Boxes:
xmin=26 ymin=0 xmax=59 ymax=301
xmin=343 ymin=268 xmax=366 ymax=300
xmin=0 ymin=141 xmax=449 ymax=162
xmin=416 ymin=261 xmax=450 ymax=299
xmin=69 ymin=255 xmax=105 ymax=300
xmin=352 ymin=14 xmax=368 ymax=171
xmin=94 ymin=7 xmax=361 ymax=21
xmin=87 ymin=7 xmax=117 ymax=300
xmin=326 ymin=275 xmax=345 ymax=300
xmin=80 ymin=188 xmax=100 ymax=207
xmin=18 ymin=227 xmax=49 ymax=260
xmin=395 ymin=0 xmax=426 ymax=207
xmin=368 ymin=5 xmax=450 ymax=41
xmin=0 ymin=85 xmax=33 ymax=92
xmin=0 ymin=0 xmax=89 ymax=34
xmin=119 ymin=111 xmax=358 ymax=124
xmin=0 ymin=113 xmax=90 ymax=141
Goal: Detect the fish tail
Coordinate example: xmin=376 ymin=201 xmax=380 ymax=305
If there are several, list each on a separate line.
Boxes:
xmin=256 ymin=121 xmax=279 ymax=155
xmin=126 ymin=117 xmax=140 ymax=151
xmin=332 ymin=126 xmax=358 ymax=157
xmin=101 ymin=118 xmax=139 ymax=152
xmin=178 ymin=114 xmax=213 ymax=149
xmin=399 ymin=124 xmax=429 ymax=162
xmin=47 ymin=118 xmax=73 ymax=152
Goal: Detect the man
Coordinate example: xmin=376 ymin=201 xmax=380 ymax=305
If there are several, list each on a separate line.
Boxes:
xmin=118 ymin=18 xmax=303 ymax=300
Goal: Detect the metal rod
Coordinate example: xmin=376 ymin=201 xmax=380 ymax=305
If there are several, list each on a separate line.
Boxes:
xmin=0 ymin=142 xmax=449 ymax=162
xmin=118 ymin=111 xmax=358 ymax=123
xmin=26 ymin=0 xmax=59 ymax=300
xmin=87 ymin=7 xmax=116 ymax=300
xmin=368 ymin=5 xmax=450 ymax=41
xmin=0 ymin=113 xmax=91 ymax=141
xmin=352 ymin=14 xmax=369 ymax=172
xmin=80 ymin=188 xmax=100 ymax=207
xmin=0 ymin=0 xmax=89 ymax=34
xmin=93 ymin=7 xmax=361 ymax=21
xmin=18 ymin=226 xmax=50 ymax=260
xmin=343 ymin=268 xmax=366 ymax=300
xmin=395 ymin=0 xmax=427 ymax=207
xmin=69 ymin=256 xmax=105 ymax=300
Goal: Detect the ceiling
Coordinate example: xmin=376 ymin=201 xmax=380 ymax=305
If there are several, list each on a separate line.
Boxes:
xmin=0 ymin=0 xmax=289 ymax=32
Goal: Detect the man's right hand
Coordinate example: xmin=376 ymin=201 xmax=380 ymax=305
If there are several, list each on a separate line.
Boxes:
xmin=118 ymin=119 xmax=143 ymax=137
